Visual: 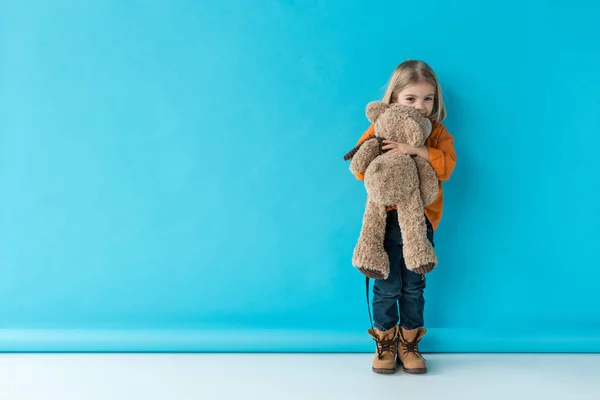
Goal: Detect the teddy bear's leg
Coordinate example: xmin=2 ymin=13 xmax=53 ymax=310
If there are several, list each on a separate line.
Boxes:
xmin=413 ymin=157 xmax=439 ymax=207
xmin=352 ymin=200 xmax=390 ymax=279
xmin=396 ymin=190 xmax=438 ymax=273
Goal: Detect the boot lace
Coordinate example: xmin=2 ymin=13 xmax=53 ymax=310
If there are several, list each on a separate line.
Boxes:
xmin=373 ymin=337 xmax=397 ymax=360
xmin=400 ymin=339 xmax=426 ymax=361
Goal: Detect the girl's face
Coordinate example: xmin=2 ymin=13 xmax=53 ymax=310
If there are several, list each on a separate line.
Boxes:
xmin=393 ymin=82 xmax=435 ymax=117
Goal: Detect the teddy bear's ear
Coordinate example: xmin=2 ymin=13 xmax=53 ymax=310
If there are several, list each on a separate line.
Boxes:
xmin=366 ymin=102 xmax=389 ymax=123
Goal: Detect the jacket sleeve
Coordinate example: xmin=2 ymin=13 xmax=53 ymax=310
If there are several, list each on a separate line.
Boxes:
xmin=353 ymin=125 xmax=375 ymax=181
xmin=427 ymin=125 xmax=456 ymax=182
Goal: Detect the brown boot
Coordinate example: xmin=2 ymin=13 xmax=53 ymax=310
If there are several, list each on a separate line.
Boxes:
xmin=367 ymin=326 xmax=399 ymax=374
xmin=397 ymin=327 xmax=427 ymax=374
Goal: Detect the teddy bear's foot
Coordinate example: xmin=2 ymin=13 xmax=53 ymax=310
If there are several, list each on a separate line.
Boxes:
xmin=404 ymin=244 xmax=437 ymax=274
xmin=353 ymin=243 xmax=390 ymax=280
xmin=357 ymin=267 xmax=386 ymax=279
xmin=410 ymin=262 xmax=436 ymax=275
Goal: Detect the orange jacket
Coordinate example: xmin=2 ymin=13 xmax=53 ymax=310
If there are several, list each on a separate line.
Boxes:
xmin=353 ymin=122 xmax=456 ymax=231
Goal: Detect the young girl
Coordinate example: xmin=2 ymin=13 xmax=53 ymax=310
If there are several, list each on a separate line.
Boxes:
xmin=352 ymin=60 xmax=456 ymax=374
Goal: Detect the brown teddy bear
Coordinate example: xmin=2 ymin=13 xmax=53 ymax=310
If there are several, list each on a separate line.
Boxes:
xmin=344 ymin=102 xmax=439 ymax=279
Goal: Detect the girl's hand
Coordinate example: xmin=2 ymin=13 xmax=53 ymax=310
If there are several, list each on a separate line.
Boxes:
xmin=382 ymin=140 xmax=431 ymax=161
xmin=382 ymin=140 xmax=417 ymax=155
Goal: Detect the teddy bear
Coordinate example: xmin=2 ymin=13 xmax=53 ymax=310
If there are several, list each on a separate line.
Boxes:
xmin=344 ymin=102 xmax=439 ymax=279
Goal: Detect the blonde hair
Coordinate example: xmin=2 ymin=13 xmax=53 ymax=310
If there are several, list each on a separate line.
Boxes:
xmin=382 ymin=60 xmax=446 ymax=122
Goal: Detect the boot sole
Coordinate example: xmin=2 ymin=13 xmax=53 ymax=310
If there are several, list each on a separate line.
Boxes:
xmin=397 ymin=360 xmax=427 ymax=374
xmin=372 ymin=367 xmax=396 ymax=374
xmin=402 ymin=367 xmax=427 ymax=374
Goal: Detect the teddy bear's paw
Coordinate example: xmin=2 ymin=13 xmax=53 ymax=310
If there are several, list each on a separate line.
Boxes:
xmin=353 ymin=245 xmax=390 ymax=280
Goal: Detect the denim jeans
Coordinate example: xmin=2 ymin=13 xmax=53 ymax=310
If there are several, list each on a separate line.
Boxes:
xmin=372 ymin=209 xmax=435 ymax=331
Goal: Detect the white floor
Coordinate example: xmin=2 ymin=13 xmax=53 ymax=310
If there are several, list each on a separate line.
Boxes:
xmin=1 ymin=353 xmax=599 ymax=400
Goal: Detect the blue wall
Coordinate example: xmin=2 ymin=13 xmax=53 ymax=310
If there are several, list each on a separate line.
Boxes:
xmin=1 ymin=0 xmax=599 ymax=352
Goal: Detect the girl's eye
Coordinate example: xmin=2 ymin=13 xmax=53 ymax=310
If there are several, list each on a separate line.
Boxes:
xmin=406 ymin=97 xmax=414 ymax=101
xmin=425 ymin=97 xmax=433 ymax=101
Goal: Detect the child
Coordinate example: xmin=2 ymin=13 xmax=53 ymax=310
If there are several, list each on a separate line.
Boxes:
xmin=352 ymin=60 xmax=456 ymax=374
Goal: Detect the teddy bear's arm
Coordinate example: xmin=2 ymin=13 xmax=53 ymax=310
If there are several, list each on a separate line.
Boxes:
xmin=413 ymin=157 xmax=439 ymax=207
xmin=349 ymin=139 xmax=380 ymax=176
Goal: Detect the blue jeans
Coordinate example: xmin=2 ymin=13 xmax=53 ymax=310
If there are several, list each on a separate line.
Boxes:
xmin=372 ymin=210 xmax=435 ymax=331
